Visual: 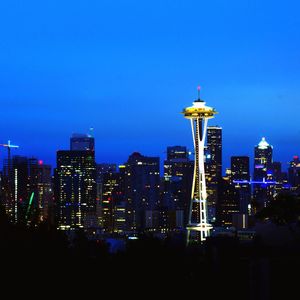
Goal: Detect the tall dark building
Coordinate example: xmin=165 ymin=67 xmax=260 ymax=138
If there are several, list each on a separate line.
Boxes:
xmin=96 ymin=163 xmax=117 ymax=183
xmin=70 ymin=133 xmax=95 ymax=151
xmin=124 ymin=152 xmax=160 ymax=233
xmin=1 ymin=155 xmax=14 ymax=220
xmin=163 ymin=146 xmax=193 ymax=230
xmin=28 ymin=159 xmax=52 ymax=223
xmin=269 ymin=161 xmax=288 ymax=196
xmin=231 ymin=156 xmax=251 ymax=214
xmin=288 ymin=156 xmax=300 ymax=189
xmin=54 ymin=150 xmax=97 ymax=230
xmin=100 ymin=171 xmax=125 ymax=234
xmin=253 ymin=137 xmax=273 ymax=211
xmin=216 ymin=174 xmax=240 ymax=227
xmin=1 ymin=156 xmax=52 ymax=224
xmin=11 ymin=156 xmax=29 ymax=223
xmin=254 ymin=137 xmax=273 ymax=170
xmin=205 ymin=126 xmax=222 ymax=222
xmin=96 ymin=163 xmax=118 ymax=227
xmin=270 ymin=161 xmax=282 ymax=181
xmin=166 ymin=146 xmax=189 ymax=161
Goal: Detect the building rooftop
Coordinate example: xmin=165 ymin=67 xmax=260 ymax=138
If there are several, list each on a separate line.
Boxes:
xmin=258 ymin=137 xmax=272 ymax=149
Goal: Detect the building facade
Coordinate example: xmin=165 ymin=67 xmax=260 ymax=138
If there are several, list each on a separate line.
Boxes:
xmin=124 ymin=152 xmax=160 ymax=233
xmin=253 ymin=137 xmax=273 ymax=211
xmin=54 ymin=150 xmax=97 ymax=230
xmin=205 ymin=126 xmax=222 ymax=223
xmin=163 ymin=146 xmax=193 ymax=230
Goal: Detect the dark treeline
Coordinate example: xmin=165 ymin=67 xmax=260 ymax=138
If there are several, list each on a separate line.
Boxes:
xmin=1 ymin=197 xmax=300 ymax=299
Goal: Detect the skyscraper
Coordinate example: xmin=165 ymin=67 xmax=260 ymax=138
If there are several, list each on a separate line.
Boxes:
xmin=11 ymin=156 xmax=29 ymax=223
xmin=216 ymin=173 xmax=240 ymax=227
xmin=253 ymin=137 xmax=273 ymax=211
xmin=205 ymin=126 xmax=222 ymax=222
xmin=0 ymin=140 xmax=19 ymax=222
xmin=124 ymin=152 xmax=160 ymax=233
xmin=288 ymin=156 xmax=300 ymax=190
xmin=166 ymin=146 xmax=189 ymax=161
xmin=100 ymin=171 xmax=125 ymax=234
xmin=54 ymin=150 xmax=97 ymax=230
xmin=254 ymin=137 xmax=273 ymax=169
xmin=70 ymin=132 xmax=95 ymax=151
xmin=269 ymin=161 xmax=288 ymax=196
xmin=28 ymin=159 xmax=52 ymax=223
xmin=1 ymin=155 xmax=52 ymax=224
xmin=182 ymin=87 xmax=217 ymax=242
xmin=163 ymin=146 xmax=193 ymax=230
xmin=231 ymin=156 xmax=251 ymax=214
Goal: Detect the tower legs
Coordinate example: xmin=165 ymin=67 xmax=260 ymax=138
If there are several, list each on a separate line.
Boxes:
xmin=187 ymin=117 xmax=212 ymax=244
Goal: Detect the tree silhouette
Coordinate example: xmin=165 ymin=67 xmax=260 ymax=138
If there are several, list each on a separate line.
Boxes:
xmin=256 ymin=192 xmax=300 ymax=225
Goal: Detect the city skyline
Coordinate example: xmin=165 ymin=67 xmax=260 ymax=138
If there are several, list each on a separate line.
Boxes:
xmin=1 ymin=1 xmax=300 ymax=295
xmin=0 ymin=1 xmax=300 ymax=170
xmin=0 ymin=131 xmax=295 ymax=173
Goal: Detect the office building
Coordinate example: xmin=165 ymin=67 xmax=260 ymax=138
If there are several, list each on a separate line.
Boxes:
xmin=70 ymin=132 xmax=95 ymax=151
xmin=231 ymin=156 xmax=251 ymax=214
xmin=54 ymin=150 xmax=97 ymax=230
xmin=100 ymin=171 xmax=125 ymax=234
xmin=163 ymin=146 xmax=193 ymax=230
xmin=124 ymin=152 xmax=160 ymax=233
xmin=253 ymin=137 xmax=273 ymax=211
xmin=28 ymin=159 xmax=52 ymax=223
xmin=288 ymin=156 xmax=300 ymax=189
xmin=205 ymin=126 xmax=222 ymax=223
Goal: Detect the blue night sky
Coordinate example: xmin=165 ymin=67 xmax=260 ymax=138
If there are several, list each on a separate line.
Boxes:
xmin=0 ymin=0 xmax=300 ymax=172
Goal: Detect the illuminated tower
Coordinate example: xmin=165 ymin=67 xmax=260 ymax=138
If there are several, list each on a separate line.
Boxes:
xmin=54 ymin=150 xmax=97 ymax=230
xmin=182 ymin=86 xmax=217 ymax=243
xmin=206 ymin=126 xmax=222 ymax=222
xmin=253 ymin=137 xmax=273 ymax=211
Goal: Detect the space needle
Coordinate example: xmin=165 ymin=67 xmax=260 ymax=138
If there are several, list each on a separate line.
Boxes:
xmin=182 ymin=86 xmax=217 ymax=243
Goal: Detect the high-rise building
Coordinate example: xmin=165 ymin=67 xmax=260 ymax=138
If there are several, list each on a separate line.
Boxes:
xmin=216 ymin=173 xmax=240 ymax=227
xmin=70 ymin=132 xmax=95 ymax=151
xmin=288 ymin=156 xmax=300 ymax=190
xmin=231 ymin=156 xmax=251 ymax=214
xmin=124 ymin=152 xmax=160 ymax=233
xmin=166 ymin=146 xmax=189 ymax=161
xmin=205 ymin=126 xmax=222 ymax=222
xmin=163 ymin=146 xmax=193 ymax=230
xmin=11 ymin=156 xmax=29 ymax=223
xmin=100 ymin=171 xmax=125 ymax=234
xmin=28 ymin=159 xmax=52 ymax=223
xmin=253 ymin=137 xmax=273 ymax=211
xmin=0 ymin=140 xmax=19 ymax=221
xmin=96 ymin=163 xmax=117 ymax=182
xmin=269 ymin=161 xmax=288 ymax=196
xmin=182 ymin=87 xmax=217 ymax=242
xmin=54 ymin=150 xmax=97 ymax=230
xmin=254 ymin=137 xmax=273 ymax=169
xmin=1 ymin=155 xmax=52 ymax=224
xmin=96 ymin=163 xmax=117 ymax=222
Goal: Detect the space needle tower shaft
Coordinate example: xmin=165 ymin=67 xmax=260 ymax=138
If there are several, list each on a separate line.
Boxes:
xmin=182 ymin=87 xmax=217 ymax=243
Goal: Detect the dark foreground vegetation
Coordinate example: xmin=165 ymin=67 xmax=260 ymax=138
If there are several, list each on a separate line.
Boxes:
xmin=1 ymin=196 xmax=300 ymax=299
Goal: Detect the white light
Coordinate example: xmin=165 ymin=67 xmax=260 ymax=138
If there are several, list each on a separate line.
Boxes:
xmin=258 ymin=137 xmax=271 ymax=149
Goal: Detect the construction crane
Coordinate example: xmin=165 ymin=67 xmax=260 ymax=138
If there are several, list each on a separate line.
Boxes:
xmin=0 ymin=140 xmax=19 ymax=179
xmin=0 ymin=140 xmax=19 ymax=222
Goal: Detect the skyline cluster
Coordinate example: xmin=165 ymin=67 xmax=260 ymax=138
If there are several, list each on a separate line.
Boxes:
xmin=0 ymin=133 xmax=296 ymax=173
